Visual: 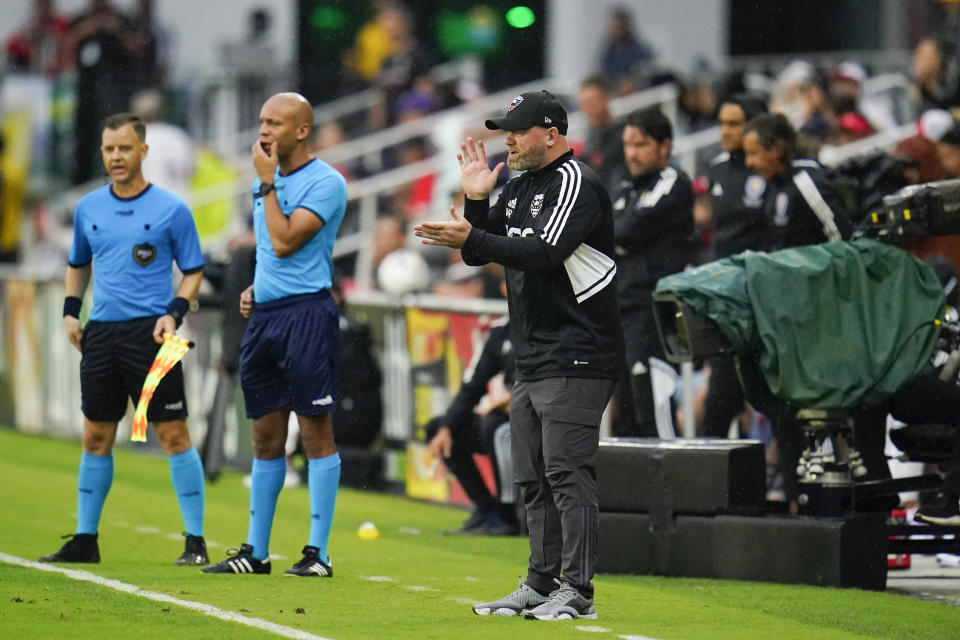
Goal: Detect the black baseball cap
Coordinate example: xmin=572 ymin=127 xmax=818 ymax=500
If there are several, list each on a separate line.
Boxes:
xmin=485 ymin=90 xmax=568 ymax=135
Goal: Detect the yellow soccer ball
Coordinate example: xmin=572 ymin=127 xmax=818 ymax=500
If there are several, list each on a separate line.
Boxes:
xmin=357 ymin=521 xmax=380 ymax=540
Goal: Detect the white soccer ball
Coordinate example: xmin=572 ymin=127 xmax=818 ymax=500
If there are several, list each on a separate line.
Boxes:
xmin=377 ymin=249 xmax=431 ymax=295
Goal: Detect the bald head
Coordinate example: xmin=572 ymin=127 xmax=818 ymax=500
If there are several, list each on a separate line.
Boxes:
xmin=265 ymin=92 xmax=314 ymax=127
xmin=258 ymin=92 xmax=316 ymax=171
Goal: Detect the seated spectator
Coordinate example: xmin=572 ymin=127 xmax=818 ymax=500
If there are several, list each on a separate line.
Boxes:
xmin=936 ymin=124 xmax=960 ymax=179
xmin=832 ymin=110 xmax=875 ymax=145
xmin=829 ymin=61 xmax=897 ymax=131
xmin=426 ymin=315 xmax=519 ymax=535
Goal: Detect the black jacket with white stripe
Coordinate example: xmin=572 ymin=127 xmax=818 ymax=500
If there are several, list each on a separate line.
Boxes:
xmin=708 ymin=150 xmax=769 ymax=259
xmin=461 ymin=150 xmax=624 ymax=382
xmin=763 ymin=159 xmax=853 ymax=251
xmin=612 ymin=163 xmax=697 ymax=312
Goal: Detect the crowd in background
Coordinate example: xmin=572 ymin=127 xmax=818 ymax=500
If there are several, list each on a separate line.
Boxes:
xmin=6 ymin=3 xmax=960 ymax=449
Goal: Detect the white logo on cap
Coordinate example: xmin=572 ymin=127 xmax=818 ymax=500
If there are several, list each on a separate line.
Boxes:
xmin=544 ymin=116 xmax=552 ymax=124
xmin=508 ymin=95 xmax=523 ymax=111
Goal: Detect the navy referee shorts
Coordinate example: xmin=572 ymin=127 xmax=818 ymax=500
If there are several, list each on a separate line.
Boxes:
xmin=239 ymin=290 xmax=340 ymax=419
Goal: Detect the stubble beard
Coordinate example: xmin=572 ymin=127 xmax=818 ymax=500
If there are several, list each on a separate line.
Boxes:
xmin=507 ymin=144 xmax=547 ymax=171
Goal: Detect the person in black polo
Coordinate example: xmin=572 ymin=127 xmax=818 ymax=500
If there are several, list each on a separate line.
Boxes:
xmin=415 ymin=90 xmax=623 ymax=621
xmin=701 ymin=94 xmax=768 ymax=438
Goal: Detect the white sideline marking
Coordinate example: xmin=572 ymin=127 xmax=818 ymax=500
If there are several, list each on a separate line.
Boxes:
xmin=358 ymin=575 xmax=395 ymax=582
xmin=403 ymin=585 xmax=437 ymax=592
xmin=620 ymin=635 xmax=663 ymax=640
xmin=447 ymin=597 xmax=476 ymax=605
xmin=576 ymin=626 xmax=611 ymax=633
xmin=135 ymin=525 xmax=162 ymax=534
xmin=0 ymin=552 xmax=332 ymax=640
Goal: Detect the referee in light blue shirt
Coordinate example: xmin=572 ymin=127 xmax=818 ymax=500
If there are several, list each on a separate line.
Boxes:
xmin=204 ymin=92 xmax=347 ymax=578
xmin=40 ymin=113 xmax=208 ymax=567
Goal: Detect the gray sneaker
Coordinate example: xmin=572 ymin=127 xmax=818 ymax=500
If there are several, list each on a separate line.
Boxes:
xmin=472 ymin=580 xmax=549 ymax=616
xmin=524 ymin=581 xmax=597 ymax=621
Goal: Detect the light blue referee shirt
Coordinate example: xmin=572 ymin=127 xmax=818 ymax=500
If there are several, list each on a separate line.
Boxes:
xmin=251 ymin=158 xmax=347 ymax=302
xmin=68 ymin=184 xmax=204 ymax=321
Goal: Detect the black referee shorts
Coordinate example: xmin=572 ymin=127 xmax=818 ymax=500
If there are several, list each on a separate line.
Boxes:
xmin=79 ymin=316 xmax=188 ymax=423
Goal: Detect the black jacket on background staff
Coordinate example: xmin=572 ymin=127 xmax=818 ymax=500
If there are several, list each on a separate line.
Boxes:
xmin=612 ymin=106 xmax=696 ymax=438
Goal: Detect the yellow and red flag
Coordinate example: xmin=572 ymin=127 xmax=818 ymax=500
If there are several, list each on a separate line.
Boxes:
xmin=130 ymin=333 xmax=193 ymax=442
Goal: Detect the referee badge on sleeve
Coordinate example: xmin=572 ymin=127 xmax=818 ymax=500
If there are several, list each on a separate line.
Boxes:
xmin=132 ymin=242 xmax=157 ymax=266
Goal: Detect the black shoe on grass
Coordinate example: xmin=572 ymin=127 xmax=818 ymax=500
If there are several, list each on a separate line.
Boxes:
xmin=177 ymin=533 xmax=209 ymax=566
xmin=284 ymin=545 xmax=333 ymax=577
xmin=202 ymin=544 xmax=270 ymax=574
xmin=39 ymin=533 xmax=100 ymax=563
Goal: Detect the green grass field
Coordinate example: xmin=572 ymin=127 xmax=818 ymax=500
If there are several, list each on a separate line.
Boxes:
xmin=1 ymin=427 xmax=958 ymax=639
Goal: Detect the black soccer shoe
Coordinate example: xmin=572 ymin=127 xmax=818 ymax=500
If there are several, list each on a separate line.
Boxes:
xmin=915 ymin=491 xmax=960 ymax=526
xmin=176 ymin=533 xmax=209 ymax=566
xmin=39 ymin=533 xmax=100 ymax=563
xmin=201 ymin=543 xmax=270 ymax=574
xmin=283 ymin=546 xmax=333 ymax=577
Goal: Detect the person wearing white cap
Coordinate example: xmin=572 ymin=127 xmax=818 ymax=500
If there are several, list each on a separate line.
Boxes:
xmin=829 ymin=60 xmax=897 ymax=131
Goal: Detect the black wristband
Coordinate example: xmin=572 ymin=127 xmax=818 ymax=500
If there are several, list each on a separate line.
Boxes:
xmin=166 ymin=296 xmax=190 ymax=328
xmin=63 ymin=296 xmax=82 ymax=319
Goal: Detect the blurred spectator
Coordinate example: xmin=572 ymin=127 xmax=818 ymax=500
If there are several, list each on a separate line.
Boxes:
xmin=771 ymin=61 xmax=829 ymax=135
xmin=831 ymin=110 xmax=876 ymax=145
xmin=340 ymin=0 xmax=394 ymax=91
xmin=129 ymin=0 xmax=169 ymax=88
xmin=394 ymin=80 xmax=440 ymax=124
xmin=370 ymin=2 xmax=431 ymax=128
xmin=4 ymin=0 xmax=69 ymax=76
xmin=130 ymin=88 xmax=195 ymax=200
xmin=578 ymin=73 xmax=626 ymax=195
xmin=221 ymin=7 xmax=277 ymax=130
xmin=912 ymin=37 xmax=956 ymax=113
xmin=311 ymin=121 xmax=354 ymax=179
xmin=676 ymin=65 xmax=720 ymax=135
xmin=919 ymin=108 xmax=956 ymax=142
xmin=937 ymin=124 xmax=960 ymax=178
xmin=829 ymin=61 xmax=897 ymax=131
xmin=598 ymin=7 xmax=654 ymax=95
xmin=389 ymin=136 xmax=437 ymax=221
xmin=894 ymin=134 xmax=947 ymax=184
xmin=63 ymin=0 xmax=157 ymax=184
xmin=372 ymin=214 xmax=408 ymax=268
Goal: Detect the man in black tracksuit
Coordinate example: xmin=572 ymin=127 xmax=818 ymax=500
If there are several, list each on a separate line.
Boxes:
xmin=742 ymin=112 xmax=853 ymax=505
xmin=701 ymin=94 xmax=769 ymax=438
xmin=743 ymin=113 xmax=853 ymax=251
xmin=415 ymin=90 xmax=623 ymax=621
xmin=612 ymin=106 xmax=696 ymax=438
xmin=426 ymin=317 xmax=518 ymax=535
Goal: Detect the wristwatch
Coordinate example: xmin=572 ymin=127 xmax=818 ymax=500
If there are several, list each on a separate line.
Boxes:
xmin=257 ymin=182 xmax=275 ymax=197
